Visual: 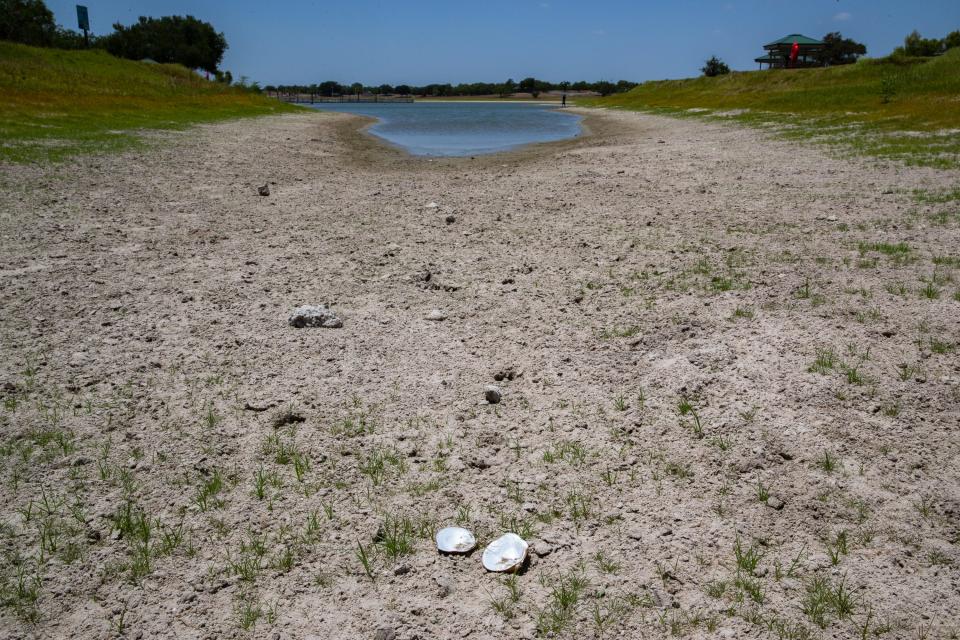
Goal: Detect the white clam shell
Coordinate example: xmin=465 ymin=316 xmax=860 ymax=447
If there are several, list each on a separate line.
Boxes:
xmin=482 ymin=533 xmax=529 ymax=572
xmin=435 ymin=526 xmax=477 ymax=554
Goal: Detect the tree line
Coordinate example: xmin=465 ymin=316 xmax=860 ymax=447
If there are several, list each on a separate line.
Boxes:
xmin=892 ymin=29 xmax=960 ymax=57
xmin=0 ymin=0 xmax=227 ymax=73
xmin=266 ymin=78 xmax=638 ymax=97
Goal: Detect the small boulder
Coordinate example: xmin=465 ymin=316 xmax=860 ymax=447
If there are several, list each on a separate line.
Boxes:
xmin=425 ymin=309 xmax=447 ymax=321
xmin=374 ymin=629 xmax=396 ymax=640
xmin=484 ymin=385 xmax=502 ymax=404
xmin=258 ymin=184 xmax=270 ymax=196
xmin=288 ymin=305 xmax=342 ymax=328
xmin=766 ymin=496 xmax=785 ymax=511
xmin=445 ymin=215 xmax=456 ymax=224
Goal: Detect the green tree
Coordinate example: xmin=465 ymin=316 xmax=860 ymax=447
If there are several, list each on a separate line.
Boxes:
xmin=593 ymin=80 xmax=616 ymax=96
xmin=518 ymin=77 xmax=538 ymax=96
xmin=701 ymin=56 xmax=730 ymax=77
xmin=318 ymin=80 xmax=342 ymax=96
xmin=816 ymin=32 xmax=867 ymax=65
xmin=0 ymin=0 xmax=56 ymax=46
xmin=894 ymin=30 xmax=943 ymax=57
xmin=499 ymin=78 xmax=516 ymax=97
xmin=102 ymin=15 xmax=227 ymax=73
xmin=943 ymin=30 xmax=960 ymax=51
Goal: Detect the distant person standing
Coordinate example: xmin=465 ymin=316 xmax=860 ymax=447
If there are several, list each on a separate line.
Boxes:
xmin=562 ymin=93 xmax=566 ymax=107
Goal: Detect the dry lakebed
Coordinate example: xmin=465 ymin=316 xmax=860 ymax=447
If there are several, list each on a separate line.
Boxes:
xmin=0 ymin=108 xmax=958 ymax=639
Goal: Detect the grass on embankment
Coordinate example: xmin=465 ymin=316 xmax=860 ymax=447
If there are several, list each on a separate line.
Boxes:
xmin=581 ymin=49 xmax=960 ymax=169
xmin=0 ymin=41 xmax=300 ymax=163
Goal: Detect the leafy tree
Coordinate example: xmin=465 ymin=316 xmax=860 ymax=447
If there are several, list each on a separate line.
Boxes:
xmin=377 ymin=84 xmax=394 ymax=95
xmin=943 ymin=30 xmax=960 ymax=51
xmin=0 ymin=0 xmax=56 ymax=46
xmin=894 ymin=30 xmax=944 ymax=57
xmin=701 ymin=56 xmax=730 ymax=77
xmin=317 ymin=81 xmax=342 ymax=96
xmin=349 ymin=82 xmax=363 ymax=95
xmin=499 ymin=78 xmax=516 ymax=97
xmin=50 ymin=26 xmax=93 ymax=49
xmin=102 ymin=15 xmax=227 ymax=73
xmin=593 ymin=80 xmax=616 ymax=96
xmin=518 ymin=76 xmax=540 ymax=96
xmin=395 ymin=84 xmax=411 ymax=95
xmin=816 ymin=32 xmax=866 ymax=65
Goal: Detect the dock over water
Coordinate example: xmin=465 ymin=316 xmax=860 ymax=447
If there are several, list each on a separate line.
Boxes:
xmin=270 ymin=93 xmax=414 ymax=104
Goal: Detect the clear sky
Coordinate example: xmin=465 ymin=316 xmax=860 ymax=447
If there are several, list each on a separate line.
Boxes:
xmin=46 ymin=1 xmax=960 ymax=85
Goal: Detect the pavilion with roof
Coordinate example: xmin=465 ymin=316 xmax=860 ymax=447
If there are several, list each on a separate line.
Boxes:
xmin=755 ymin=34 xmax=825 ymax=69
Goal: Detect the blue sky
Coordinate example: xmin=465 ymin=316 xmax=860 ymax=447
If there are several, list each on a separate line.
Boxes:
xmin=47 ymin=1 xmax=959 ymax=85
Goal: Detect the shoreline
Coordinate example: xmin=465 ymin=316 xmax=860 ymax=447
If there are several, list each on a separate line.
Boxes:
xmin=302 ymin=103 xmax=599 ymax=165
xmin=323 ymin=106 xmax=647 ymax=170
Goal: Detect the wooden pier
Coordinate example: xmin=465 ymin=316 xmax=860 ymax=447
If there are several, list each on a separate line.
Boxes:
xmin=270 ymin=93 xmax=414 ymax=104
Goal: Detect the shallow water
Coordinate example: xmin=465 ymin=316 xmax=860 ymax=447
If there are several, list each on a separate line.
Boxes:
xmin=306 ymin=101 xmax=582 ymax=156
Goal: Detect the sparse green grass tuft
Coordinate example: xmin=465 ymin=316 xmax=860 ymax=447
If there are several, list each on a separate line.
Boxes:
xmin=809 ymin=348 xmax=838 ymax=374
xmin=803 ymin=575 xmax=857 ymax=629
xmin=818 ymin=451 xmax=840 ymax=474
xmin=535 ymin=567 xmax=589 ymax=636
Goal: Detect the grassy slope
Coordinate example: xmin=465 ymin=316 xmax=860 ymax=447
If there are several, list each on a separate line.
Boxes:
xmin=0 ymin=41 xmax=299 ymax=163
xmin=582 ymin=50 xmax=960 ymax=169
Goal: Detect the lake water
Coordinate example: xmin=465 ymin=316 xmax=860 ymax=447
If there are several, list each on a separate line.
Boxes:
xmin=306 ymin=101 xmax=582 ymax=157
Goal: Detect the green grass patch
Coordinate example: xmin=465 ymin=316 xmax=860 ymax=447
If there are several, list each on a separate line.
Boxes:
xmin=0 ymin=42 xmax=300 ymax=163
xmin=580 ymin=50 xmax=960 ymax=168
xmin=858 ymin=241 xmax=911 ymax=255
xmin=913 ymin=187 xmax=960 ymax=203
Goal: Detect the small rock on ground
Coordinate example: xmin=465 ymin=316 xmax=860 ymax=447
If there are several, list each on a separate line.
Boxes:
xmin=426 ymin=309 xmax=447 ymax=321
xmin=258 ymin=184 xmax=270 ymax=196
xmin=288 ymin=305 xmax=342 ymax=328
xmin=484 ymin=385 xmax=502 ymax=404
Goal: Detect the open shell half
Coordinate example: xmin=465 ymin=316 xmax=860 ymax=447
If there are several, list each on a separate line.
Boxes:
xmin=435 ymin=526 xmax=477 ymax=554
xmin=482 ymin=533 xmax=529 ymax=572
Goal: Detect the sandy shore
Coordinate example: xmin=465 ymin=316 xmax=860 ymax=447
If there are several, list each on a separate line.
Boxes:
xmin=1 ymin=108 xmax=958 ymax=639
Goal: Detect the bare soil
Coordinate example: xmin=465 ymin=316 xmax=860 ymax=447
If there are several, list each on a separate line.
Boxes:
xmin=0 ymin=108 xmax=958 ymax=640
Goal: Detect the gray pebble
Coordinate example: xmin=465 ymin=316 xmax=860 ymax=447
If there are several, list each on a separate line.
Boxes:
xmin=288 ymin=304 xmax=342 ymax=328
xmin=374 ymin=628 xmax=396 ymax=640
